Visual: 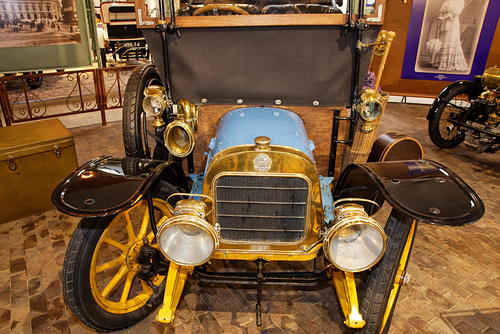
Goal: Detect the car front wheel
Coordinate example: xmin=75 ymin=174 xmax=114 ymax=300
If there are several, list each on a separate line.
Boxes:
xmin=62 ymin=198 xmax=172 ymax=331
xmin=358 ymin=210 xmax=418 ymax=334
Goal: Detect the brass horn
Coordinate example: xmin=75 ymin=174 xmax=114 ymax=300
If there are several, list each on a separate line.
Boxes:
xmin=164 ymin=99 xmax=198 ymax=158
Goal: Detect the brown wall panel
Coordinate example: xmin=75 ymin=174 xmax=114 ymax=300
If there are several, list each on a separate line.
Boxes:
xmin=370 ymin=0 xmax=500 ymax=97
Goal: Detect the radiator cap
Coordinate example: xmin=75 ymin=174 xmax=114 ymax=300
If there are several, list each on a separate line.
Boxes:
xmin=255 ymin=136 xmax=271 ymax=151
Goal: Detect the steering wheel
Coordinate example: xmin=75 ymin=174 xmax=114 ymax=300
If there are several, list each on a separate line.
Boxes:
xmin=193 ymin=4 xmax=251 ymax=16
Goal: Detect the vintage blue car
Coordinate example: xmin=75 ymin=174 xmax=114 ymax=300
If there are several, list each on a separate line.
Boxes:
xmin=52 ymin=0 xmax=484 ymax=333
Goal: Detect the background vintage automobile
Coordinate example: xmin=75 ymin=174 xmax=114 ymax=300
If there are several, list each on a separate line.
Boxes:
xmin=51 ymin=0 xmax=485 ymax=333
xmin=98 ymin=2 xmax=150 ymax=66
xmin=427 ymin=65 xmax=500 ymax=154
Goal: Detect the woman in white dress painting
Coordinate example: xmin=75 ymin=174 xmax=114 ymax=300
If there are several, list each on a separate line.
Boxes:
xmin=433 ymin=0 xmax=469 ymax=71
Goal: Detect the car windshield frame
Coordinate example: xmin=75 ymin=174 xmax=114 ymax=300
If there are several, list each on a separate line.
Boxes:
xmin=134 ymin=0 xmax=385 ymax=28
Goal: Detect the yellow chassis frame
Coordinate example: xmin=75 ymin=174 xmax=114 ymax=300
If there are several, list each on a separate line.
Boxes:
xmin=332 ymin=270 xmax=365 ymax=328
xmin=155 ymin=223 xmax=417 ymax=327
xmin=156 ymin=262 xmax=193 ymax=323
xmin=155 ymin=246 xmax=366 ymax=327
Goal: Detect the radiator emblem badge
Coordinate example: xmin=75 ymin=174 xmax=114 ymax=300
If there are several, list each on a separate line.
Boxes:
xmin=253 ymin=154 xmax=272 ymax=172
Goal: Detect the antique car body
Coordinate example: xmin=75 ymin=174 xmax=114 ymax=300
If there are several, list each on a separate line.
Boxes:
xmin=52 ymin=0 xmax=484 ymax=333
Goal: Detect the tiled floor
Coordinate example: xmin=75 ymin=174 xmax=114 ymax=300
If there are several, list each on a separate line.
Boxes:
xmin=1 ymin=102 xmax=499 ymax=333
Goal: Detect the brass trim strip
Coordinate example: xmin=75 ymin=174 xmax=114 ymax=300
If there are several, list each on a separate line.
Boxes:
xmin=220 ymin=228 xmax=304 ymax=232
xmin=217 ymin=200 xmax=307 ymax=205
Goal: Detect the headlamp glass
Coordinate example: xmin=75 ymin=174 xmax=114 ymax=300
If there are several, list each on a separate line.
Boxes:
xmin=164 ymin=120 xmax=195 ymax=158
xmin=142 ymin=96 xmax=164 ymax=116
xmin=359 ymin=89 xmax=383 ymax=121
xmin=157 ymin=217 xmax=217 ymax=266
xmin=142 ymin=85 xmax=166 ymax=117
xmin=324 ymin=217 xmax=386 ymax=272
xmin=360 ymin=100 xmax=383 ymax=121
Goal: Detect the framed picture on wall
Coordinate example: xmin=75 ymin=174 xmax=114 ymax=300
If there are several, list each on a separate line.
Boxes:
xmin=0 ymin=0 xmax=82 ymax=48
xmin=401 ymin=0 xmax=499 ymax=81
xmin=0 ymin=0 xmax=92 ymax=73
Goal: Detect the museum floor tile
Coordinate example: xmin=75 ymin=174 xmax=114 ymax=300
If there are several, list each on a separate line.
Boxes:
xmin=1 ymin=102 xmax=499 ymax=334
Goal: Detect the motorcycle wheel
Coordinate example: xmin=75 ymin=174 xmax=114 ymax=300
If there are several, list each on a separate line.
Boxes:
xmin=428 ymin=84 xmax=469 ymax=148
xmin=123 ymin=64 xmax=168 ymax=159
xmin=62 ymin=198 xmax=172 ymax=331
xmin=357 ymin=210 xmax=417 ymax=334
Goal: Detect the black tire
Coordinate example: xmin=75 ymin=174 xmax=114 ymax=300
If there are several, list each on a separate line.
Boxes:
xmin=123 ymin=64 xmax=167 ymax=159
xmin=25 ymin=71 xmax=43 ymax=89
xmin=358 ymin=210 xmax=418 ymax=334
xmin=62 ymin=198 xmax=173 ymax=331
xmin=428 ymin=84 xmax=469 ymax=148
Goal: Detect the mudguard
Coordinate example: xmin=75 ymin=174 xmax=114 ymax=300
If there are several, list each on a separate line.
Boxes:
xmin=51 ymin=156 xmax=188 ymax=217
xmin=426 ymin=80 xmax=472 ymax=121
xmin=333 ymin=160 xmax=484 ymax=226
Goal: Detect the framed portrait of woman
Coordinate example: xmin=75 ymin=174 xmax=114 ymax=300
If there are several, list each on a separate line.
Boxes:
xmin=401 ymin=0 xmax=499 ymax=81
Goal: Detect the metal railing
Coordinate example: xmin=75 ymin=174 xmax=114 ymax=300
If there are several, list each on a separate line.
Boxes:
xmin=0 ymin=66 xmax=136 ymax=127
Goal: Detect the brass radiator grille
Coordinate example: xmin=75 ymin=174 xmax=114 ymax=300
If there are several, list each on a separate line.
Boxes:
xmin=215 ymin=175 xmax=308 ymax=242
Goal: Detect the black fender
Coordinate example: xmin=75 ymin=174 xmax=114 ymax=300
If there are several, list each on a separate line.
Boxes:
xmin=333 ymin=160 xmax=484 ymax=226
xmin=426 ymin=80 xmax=472 ymax=121
xmin=51 ymin=156 xmax=189 ymax=218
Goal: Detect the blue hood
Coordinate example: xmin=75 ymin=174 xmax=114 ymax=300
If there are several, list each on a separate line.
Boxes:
xmin=207 ymin=107 xmax=315 ymax=164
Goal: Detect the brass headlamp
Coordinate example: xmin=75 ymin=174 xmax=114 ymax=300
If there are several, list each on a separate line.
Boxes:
xmin=164 ymin=99 xmax=199 ymax=158
xmin=323 ymin=199 xmax=386 ymax=272
xmin=142 ymin=85 xmax=167 ymax=128
xmin=357 ymin=89 xmax=383 ymax=133
xmin=156 ymin=194 xmax=219 ymax=267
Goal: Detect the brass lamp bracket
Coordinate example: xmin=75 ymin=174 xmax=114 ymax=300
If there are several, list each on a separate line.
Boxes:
xmin=357 ymin=30 xmax=395 ymax=56
xmin=177 ymin=98 xmax=199 ymax=131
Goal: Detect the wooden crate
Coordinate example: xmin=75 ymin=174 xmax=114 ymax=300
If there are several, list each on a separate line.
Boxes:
xmin=0 ymin=119 xmax=78 ymax=223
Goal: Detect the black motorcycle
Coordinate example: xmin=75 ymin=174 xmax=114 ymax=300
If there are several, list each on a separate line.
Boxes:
xmin=427 ymin=66 xmax=499 ymax=153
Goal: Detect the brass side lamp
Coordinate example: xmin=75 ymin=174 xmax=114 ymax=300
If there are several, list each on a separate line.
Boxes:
xmin=142 ymin=85 xmax=167 ymax=128
xmin=355 ymin=30 xmax=396 ymax=133
xmin=164 ymin=98 xmax=199 ymax=158
xmin=341 ymin=30 xmax=396 ymax=171
xmin=358 ymin=89 xmax=383 ymax=133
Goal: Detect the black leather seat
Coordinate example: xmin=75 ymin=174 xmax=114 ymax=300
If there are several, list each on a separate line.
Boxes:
xmin=261 ymin=4 xmax=301 ymax=14
xmin=178 ymin=3 xmax=259 ymax=15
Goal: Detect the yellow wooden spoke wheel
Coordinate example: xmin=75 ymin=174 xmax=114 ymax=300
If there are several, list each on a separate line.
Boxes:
xmin=62 ymin=197 xmax=175 ymax=331
xmin=89 ymin=198 xmax=170 ymax=314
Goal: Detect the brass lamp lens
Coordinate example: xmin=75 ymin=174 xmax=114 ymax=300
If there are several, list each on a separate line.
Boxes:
xmin=142 ymin=96 xmax=164 ymax=116
xmin=157 ymin=215 xmax=218 ymax=267
xmin=159 ymin=223 xmax=214 ymax=266
xmin=164 ymin=120 xmax=195 ymax=158
xmin=324 ymin=216 xmax=386 ymax=272
xmin=173 ymin=127 xmax=189 ymax=148
xmin=360 ymin=101 xmax=383 ymax=121
xmin=337 ymin=225 xmax=362 ymax=243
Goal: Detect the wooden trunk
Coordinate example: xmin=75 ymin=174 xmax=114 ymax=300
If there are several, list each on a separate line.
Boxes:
xmin=0 ymin=119 xmax=78 ymax=223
